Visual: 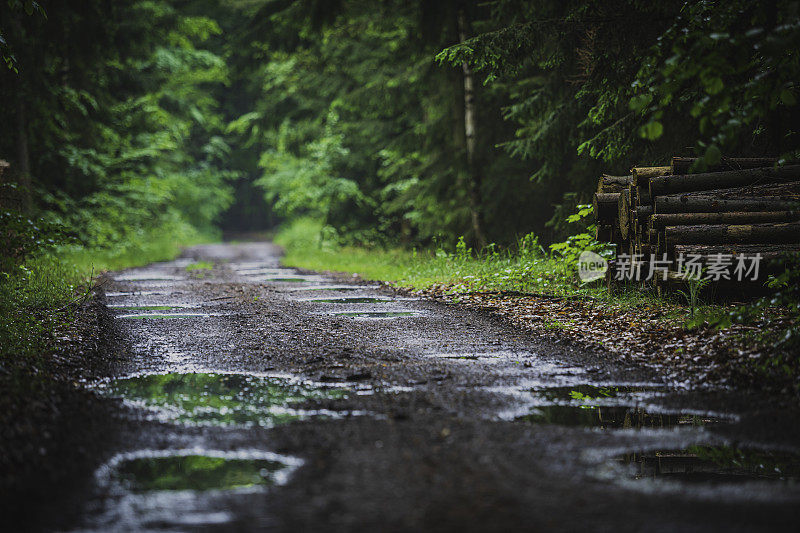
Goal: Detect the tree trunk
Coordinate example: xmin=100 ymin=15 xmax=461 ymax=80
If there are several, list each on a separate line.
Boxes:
xmin=15 ymin=85 xmax=33 ymax=213
xmin=665 ymin=222 xmax=800 ymax=246
xmin=11 ymin=14 xmax=32 ymax=213
xmin=649 ymin=165 xmax=800 ymax=196
xmin=670 ymin=157 xmax=778 ymax=175
xmin=650 ymin=211 xmax=800 ymax=230
xmin=654 ymin=195 xmax=799 ymax=214
xmin=458 ymin=10 xmax=485 ymax=249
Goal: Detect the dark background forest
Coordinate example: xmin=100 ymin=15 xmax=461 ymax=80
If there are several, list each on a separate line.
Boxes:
xmin=2 ymin=0 xmax=799 ymax=253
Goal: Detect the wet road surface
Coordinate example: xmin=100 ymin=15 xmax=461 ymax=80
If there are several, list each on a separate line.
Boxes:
xmin=66 ymin=242 xmax=800 ymax=531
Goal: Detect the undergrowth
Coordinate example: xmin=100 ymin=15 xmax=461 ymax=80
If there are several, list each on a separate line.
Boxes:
xmin=277 ymin=218 xmax=666 ymax=304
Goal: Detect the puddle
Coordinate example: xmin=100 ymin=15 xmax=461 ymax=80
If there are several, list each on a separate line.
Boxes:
xmin=109 ymin=304 xmax=196 ymax=312
xmin=113 ymin=453 xmax=293 ymax=492
xmin=261 ymin=277 xmax=311 ymax=283
xmin=287 ymin=285 xmax=378 ymax=292
xmin=616 ymin=445 xmax=800 ymax=484
xmin=116 ymin=313 xmax=215 ymax=320
xmin=307 ymin=297 xmax=390 ymax=304
xmin=426 ymin=352 xmax=513 ymax=363
xmin=86 ymin=448 xmax=302 ymax=530
xmin=334 ymin=311 xmax=418 ymax=319
xmin=532 ymin=384 xmax=662 ymax=406
xmin=518 ymin=406 xmax=722 ymax=430
xmin=106 ymin=291 xmax=172 ymax=298
xmin=114 ymin=274 xmax=185 ymax=282
xmin=236 ymin=268 xmax=290 ymax=275
xmin=99 ymin=372 xmax=349 ymax=427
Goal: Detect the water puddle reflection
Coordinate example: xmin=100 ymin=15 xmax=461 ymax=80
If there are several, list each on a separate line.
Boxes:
xmin=106 ymin=290 xmax=173 ymax=298
xmin=512 ymin=384 xmax=728 ymax=430
xmin=84 ymin=448 xmax=302 ymax=531
xmin=616 ymin=445 xmax=800 ymax=484
xmin=533 ymin=384 xmax=661 ymax=404
xmin=518 ymin=406 xmax=721 ymax=429
xmin=116 ymin=313 xmax=216 ymax=320
xmin=290 ymin=285 xmax=367 ymax=292
xmin=113 ymin=453 xmax=293 ymax=492
xmin=114 ymin=274 xmax=185 ymax=282
xmin=260 ymin=277 xmax=312 ymax=283
xmin=109 ymin=304 xmax=197 ymax=312
xmin=308 ymin=297 xmax=390 ymax=304
xmin=334 ymin=311 xmax=418 ymax=319
xmin=99 ymin=372 xmax=350 ymax=427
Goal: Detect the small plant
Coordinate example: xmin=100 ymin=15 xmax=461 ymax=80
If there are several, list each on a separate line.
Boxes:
xmin=677 ymin=272 xmax=710 ymax=320
xmin=186 ymin=261 xmax=214 ymax=271
xmin=549 ymin=204 xmax=614 ymax=279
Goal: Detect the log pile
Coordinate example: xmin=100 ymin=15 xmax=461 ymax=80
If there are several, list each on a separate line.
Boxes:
xmin=594 ymin=157 xmax=800 ymax=291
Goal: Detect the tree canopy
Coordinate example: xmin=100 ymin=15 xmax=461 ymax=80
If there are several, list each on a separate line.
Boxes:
xmin=1 ymin=0 xmax=797 ymax=251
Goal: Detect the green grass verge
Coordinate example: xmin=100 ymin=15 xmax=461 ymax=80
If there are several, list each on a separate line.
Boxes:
xmin=275 ymin=218 xmax=745 ymax=326
xmin=276 ymin=218 xmax=575 ymax=292
xmin=276 ymin=218 xmax=671 ymax=301
xmin=0 ymin=229 xmax=213 ymax=376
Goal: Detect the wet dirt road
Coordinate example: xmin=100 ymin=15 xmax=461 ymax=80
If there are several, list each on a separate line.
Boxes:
xmin=62 ymin=242 xmax=800 ymax=531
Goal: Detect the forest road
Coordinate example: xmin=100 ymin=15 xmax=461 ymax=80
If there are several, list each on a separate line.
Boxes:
xmin=50 ymin=242 xmax=800 ymax=531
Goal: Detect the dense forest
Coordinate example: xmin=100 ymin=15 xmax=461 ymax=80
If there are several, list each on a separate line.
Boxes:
xmin=3 ymin=3 xmax=800 ymax=528
xmin=2 ymin=0 xmax=798 ymax=254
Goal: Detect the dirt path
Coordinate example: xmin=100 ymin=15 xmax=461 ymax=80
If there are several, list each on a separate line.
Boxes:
xmin=35 ymin=242 xmax=800 ymax=531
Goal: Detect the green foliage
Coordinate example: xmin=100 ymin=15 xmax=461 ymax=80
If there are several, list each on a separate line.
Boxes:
xmin=1 ymin=0 xmax=234 ymax=262
xmin=549 ymin=204 xmax=613 ymax=277
xmin=628 ymin=0 xmax=800 ymax=163
xmin=0 ymin=207 xmax=75 ymax=276
xmin=185 ymin=261 xmax=213 ymax=271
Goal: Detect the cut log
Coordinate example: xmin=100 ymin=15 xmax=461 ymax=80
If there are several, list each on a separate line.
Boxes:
xmin=594 ymin=192 xmax=621 ymax=223
xmin=664 ymin=222 xmax=800 ymax=246
xmin=650 ymin=165 xmax=800 ymax=196
xmin=673 ymin=244 xmax=800 ymax=262
xmin=631 ymin=166 xmax=671 ymax=186
xmin=671 ymin=157 xmax=779 ymax=175
xmin=637 ymin=205 xmax=653 ymax=218
xmin=651 ymin=182 xmax=800 ymax=202
xmin=597 ymin=174 xmax=633 ymax=193
xmin=649 ymin=211 xmax=800 ymax=230
xmin=596 ymin=225 xmax=614 ymax=242
xmin=618 ymin=189 xmax=630 ymax=240
xmin=654 ymin=196 xmax=799 ymax=214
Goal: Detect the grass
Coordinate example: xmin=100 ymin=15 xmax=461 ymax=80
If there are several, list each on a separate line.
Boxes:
xmin=0 ymin=229 xmax=211 ymax=375
xmin=274 ymin=218 xmax=775 ymax=335
xmin=276 ymin=218 xmax=669 ymax=304
xmin=186 ymin=261 xmax=214 ymax=271
xmin=275 ymin=218 xmax=800 ymax=385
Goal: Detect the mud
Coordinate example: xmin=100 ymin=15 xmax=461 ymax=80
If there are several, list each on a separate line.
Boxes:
xmin=13 ymin=242 xmax=800 ymax=532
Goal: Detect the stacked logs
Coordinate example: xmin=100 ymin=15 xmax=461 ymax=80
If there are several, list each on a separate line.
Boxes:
xmin=594 ymin=157 xmax=800 ymax=291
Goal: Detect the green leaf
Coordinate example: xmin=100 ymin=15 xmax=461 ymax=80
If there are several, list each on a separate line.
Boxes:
xmin=703 ymin=144 xmax=722 ymax=166
xmin=639 ymin=121 xmax=663 ymax=140
xmin=628 ymin=93 xmax=652 ymax=112
xmin=704 ymin=77 xmax=724 ymax=95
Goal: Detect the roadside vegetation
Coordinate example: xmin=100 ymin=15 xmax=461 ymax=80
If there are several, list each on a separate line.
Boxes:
xmin=277 ymin=217 xmax=800 ymax=391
